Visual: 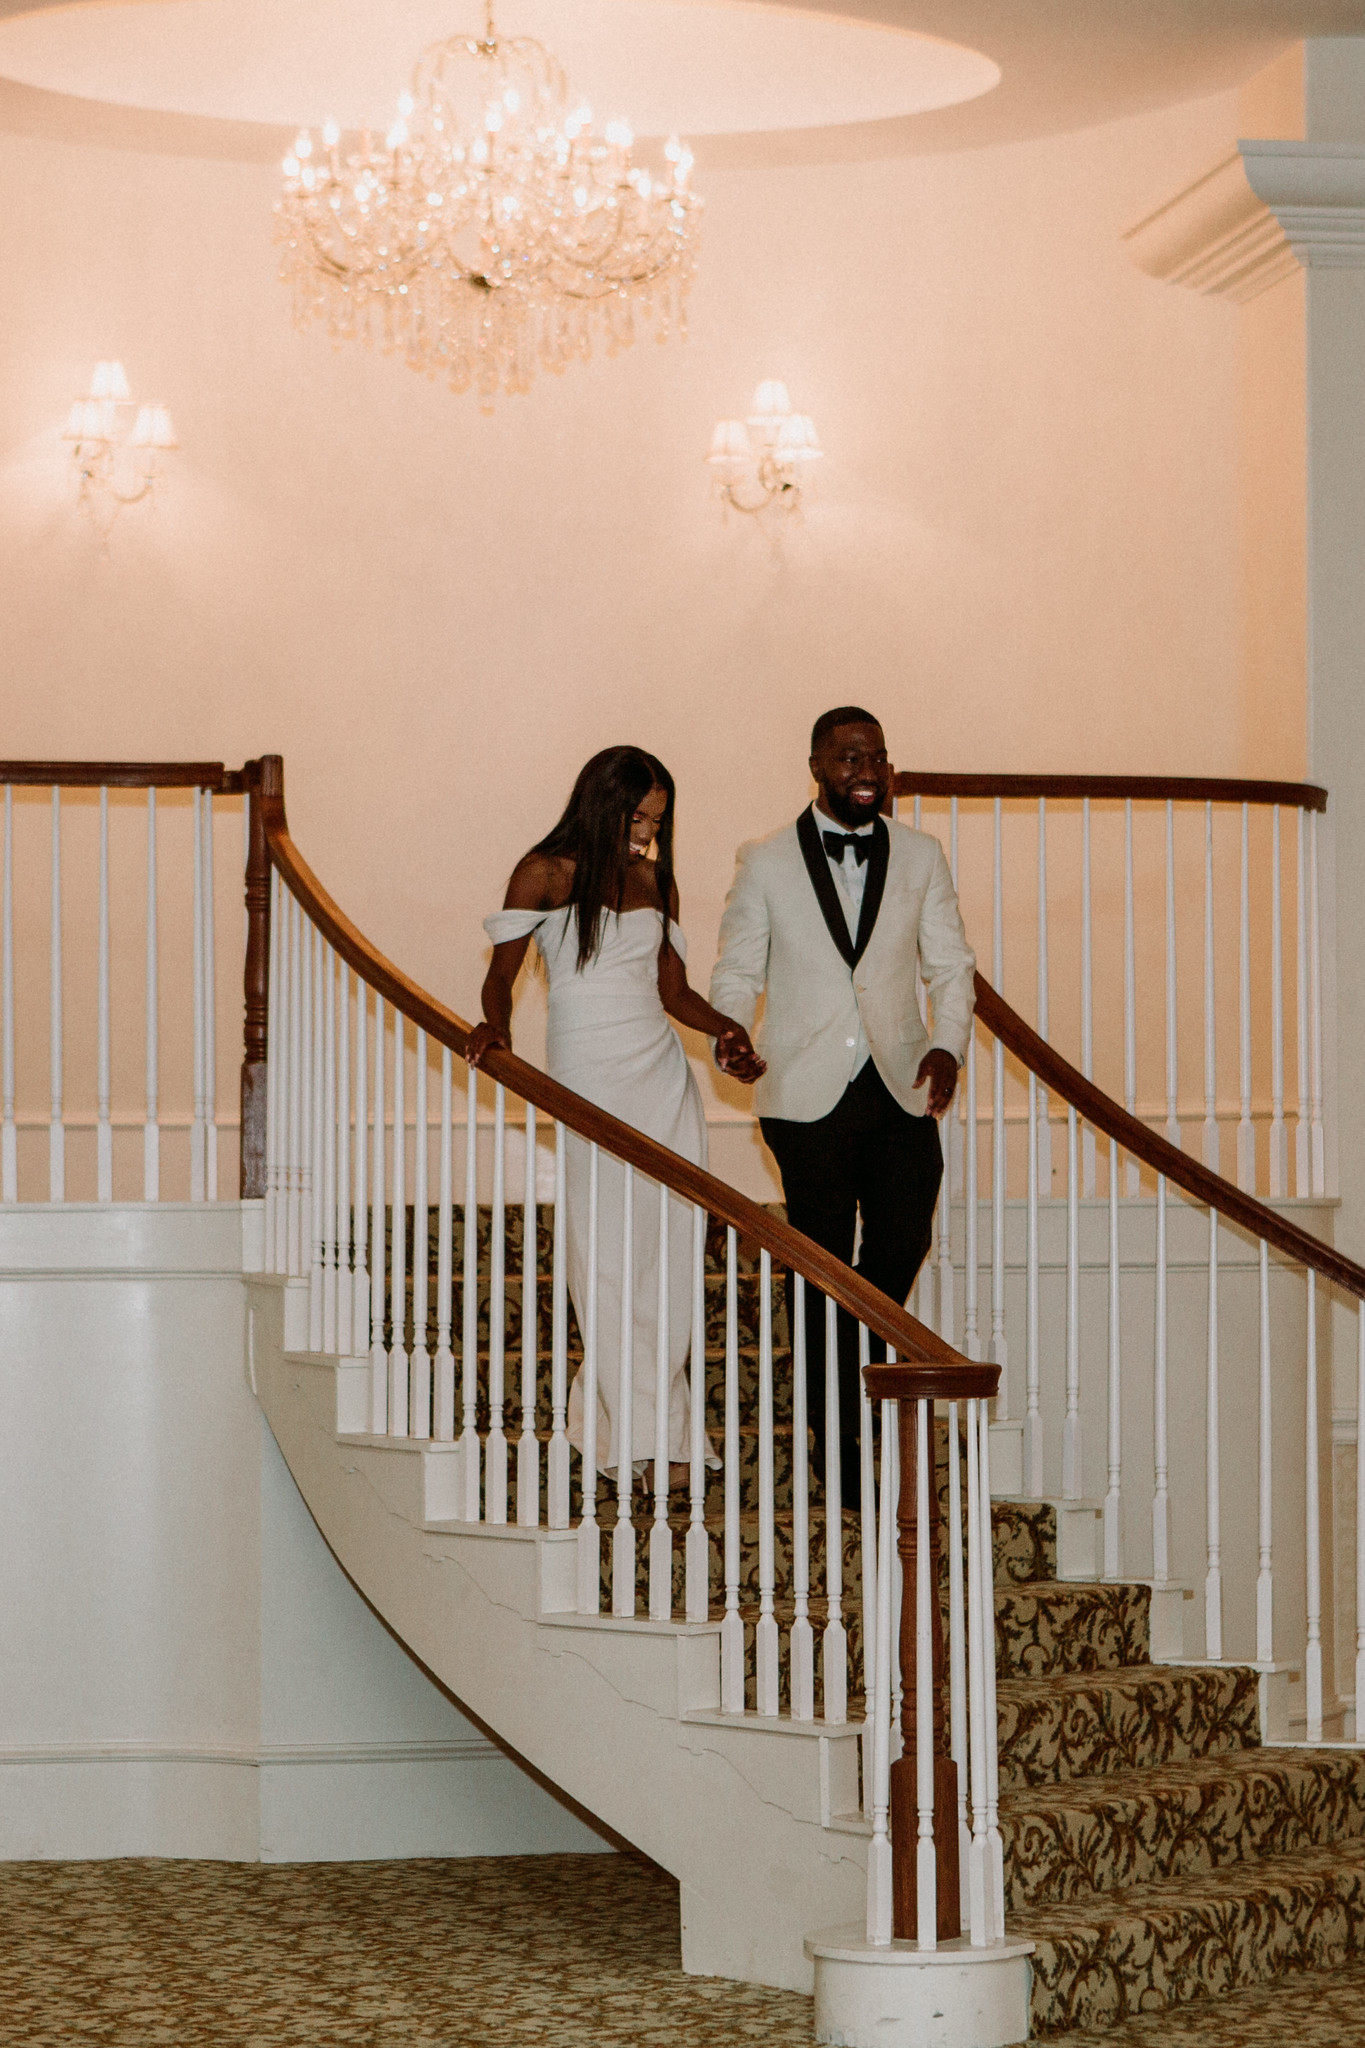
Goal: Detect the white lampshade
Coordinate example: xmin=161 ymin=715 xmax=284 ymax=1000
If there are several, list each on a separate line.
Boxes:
xmin=129 ymin=406 xmax=155 ymax=448
xmin=706 ymin=418 xmax=751 ymax=467
xmin=89 ymin=360 xmax=131 ymax=401
xmin=748 ymin=379 xmax=790 ymax=424
xmin=150 ymin=406 xmax=178 ymax=450
xmin=62 ymin=402 xmax=86 ymax=442
xmin=775 ymin=413 xmax=822 ymax=462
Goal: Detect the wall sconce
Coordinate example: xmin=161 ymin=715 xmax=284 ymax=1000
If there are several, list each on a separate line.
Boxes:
xmin=706 ymin=380 xmax=822 ymax=520
xmin=63 ymin=361 xmax=177 ymax=515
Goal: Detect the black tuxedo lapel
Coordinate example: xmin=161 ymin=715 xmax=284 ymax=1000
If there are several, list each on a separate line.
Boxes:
xmin=851 ymin=816 xmax=889 ymax=965
xmin=796 ymin=807 xmax=889 ymax=969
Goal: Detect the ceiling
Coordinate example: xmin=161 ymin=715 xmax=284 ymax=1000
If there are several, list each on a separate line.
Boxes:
xmin=0 ymin=0 xmax=1362 ymax=163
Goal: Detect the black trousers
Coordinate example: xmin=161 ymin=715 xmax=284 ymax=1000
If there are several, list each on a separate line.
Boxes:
xmin=761 ymin=1060 xmax=942 ymax=1508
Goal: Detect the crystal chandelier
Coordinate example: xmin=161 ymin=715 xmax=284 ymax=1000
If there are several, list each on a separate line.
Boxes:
xmin=276 ymin=4 xmax=701 ymax=404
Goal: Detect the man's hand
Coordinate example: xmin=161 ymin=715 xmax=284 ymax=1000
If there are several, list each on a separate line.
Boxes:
xmin=915 ymin=1048 xmax=958 ymax=1118
xmin=713 ymin=1021 xmax=766 ymax=1085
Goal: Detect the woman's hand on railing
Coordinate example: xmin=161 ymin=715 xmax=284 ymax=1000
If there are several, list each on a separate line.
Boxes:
xmin=465 ymin=1021 xmax=511 ymax=1069
xmin=713 ymin=1020 xmax=766 ymax=1084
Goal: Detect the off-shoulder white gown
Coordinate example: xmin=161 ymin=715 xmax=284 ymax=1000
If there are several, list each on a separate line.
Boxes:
xmin=482 ymin=904 xmax=707 ymax=1471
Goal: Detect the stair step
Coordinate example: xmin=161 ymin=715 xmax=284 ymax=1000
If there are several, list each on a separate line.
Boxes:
xmin=1002 ymin=1747 xmax=1365 ymax=1911
xmin=1040 ymin=1953 xmax=1365 ymax=2044
xmin=1014 ymin=1836 xmax=1365 ymax=2037
xmin=997 ymin=1664 xmax=1260 ymax=1792
xmin=996 ymin=1580 xmax=1151 ymax=1679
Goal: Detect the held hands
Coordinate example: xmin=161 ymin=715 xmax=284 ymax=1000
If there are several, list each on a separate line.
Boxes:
xmin=915 ymin=1047 xmax=959 ymax=1118
xmin=713 ymin=1020 xmax=766 ymax=1085
xmin=465 ymin=1022 xmax=511 ymax=1070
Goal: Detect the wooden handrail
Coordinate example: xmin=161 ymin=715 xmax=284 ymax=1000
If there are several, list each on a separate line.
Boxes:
xmin=252 ymin=756 xmax=995 ymax=1391
xmin=892 ymin=771 xmax=1327 ymax=811
xmin=0 ymin=761 xmax=244 ymax=791
xmin=973 ymin=972 xmax=1365 ymax=1299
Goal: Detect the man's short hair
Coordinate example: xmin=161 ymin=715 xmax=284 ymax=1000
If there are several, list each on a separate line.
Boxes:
xmin=810 ymin=705 xmax=882 ymax=753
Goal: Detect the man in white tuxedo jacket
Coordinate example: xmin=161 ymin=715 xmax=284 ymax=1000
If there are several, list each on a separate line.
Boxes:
xmin=709 ymin=707 xmax=975 ymax=1502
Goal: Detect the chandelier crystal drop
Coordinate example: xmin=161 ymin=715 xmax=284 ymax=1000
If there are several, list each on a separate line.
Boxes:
xmin=276 ymin=2 xmax=701 ymax=403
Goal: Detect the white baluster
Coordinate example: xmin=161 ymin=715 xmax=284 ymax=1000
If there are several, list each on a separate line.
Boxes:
xmin=1270 ymin=808 xmax=1288 ymax=1199
xmin=1152 ymin=1175 xmax=1170 ymax=1583
xmin=822 ymin=1293 xmax=847 ymax=1724
xmin=914 ymin=1396 xmax=937 ymax=1949
xmin=1204 ymin=1208 xmax=1222 ymax=1659
xmin=307 ymin=925 xmax=323 ymax=1344
xmin=859 ymin=1335 xmax=877 ymax=1809
xmin=720 ymin=1224 xmax=744 ymax=1707
xmin=965 ymin=1396 xmax=989 ymax=1944
xmin=938 ymin=796 xmax=959 ymax=1338
xmin=1295 ymin=808 xmax=1312 ymax=1196
xmin=1 ymin=785 xmax=14 ymax=1201
xmin=1355 ymin=1301 xmax=1365 ymax=1732
xmin=1256 ymin=1240 xmax=1273 ymax=1662
xmin=946 ymin=1398 xmax=970 ymax=1918
xmin=369 ymin=992 xmax=387 ymax=1433
xmin=308 ymin=928 xmax=325 ymax=1349
xmin=1305 ymin=1269 xmax=1322 ymax=1740
xmin=756 ymin=1246 xmax=779 ymax=1712
xmin=684 ymin=1202 xmax=709 ymax=1624
xmin=388 ymin=1011 xmax=409 ymax=1434
xmin=322 ymin=946 xmax=338 ymax=1351
xmin=517 ymin=1103 xmax=539 ymax=1524
xmin=410 ymin=1029 xmax=431 ymax=1440
xmin=1237 ymin=803 xmax=1255 ymax=1190
xmin=789 ymin=1270 xmax=814 ymax=1717
xmin=460 ymin=1064 xmax=481 ymax=1516
xmin=433 ymin=1046 xmax=455 ymax=1440
xmin=612 ymin=1163 xmax=636 ymax=1614
xmin=1309 ymin=811 xmax=1325 ymax=1195
xmin=649 ymin=1180 xmax=672 ymax=1617
xmin=1063 ymin=1106 xmax=1081 ymax=1499
xmin=866 ymin=1396 xmax=895 ymax=1947
xmin=191 ymin=788 xmax=206 ymax=1202
xmin=964 ymin=1029 xmax=979 ymax=1360
xmin=1103 ymin=1140 xmax=1121 ymax=1578
xmin=486 ymin=1084 xmax=508 ymax=1517
xmin=269 ymin=872 xmax=287 ymax=1270
xmin=548 ymin=1120 xmax=570 ymax=1529
xmin=264 ymin=869 xmax=280 ymax=1266
xmin=1202 ymin=802 xmax=1219 ymax=1173
xmin=991 ymin=799 xmax=1007 ymax=1374
xmin=290 ymin=897 xmax=306 ymax=1277
xmin=1035 ymin=797 xmax=1052 ymax=1190
xmin=335 ymin=961 xmax=351 ymax=1356
xmin=1123 ymin=799 xmax=1138 ymax=1193
xmin=49 ymin=787 xmax=63 ymax=1201
xmin=143 ymin=788 xmax=160 ymax=1202
xmin=202 ymin=792 xmax=217 ymax=1200
xmin=1165 ymin=800 xmax=1180 ymax=1148
xmin=977 ymin=1409 xmax=1005 ymax=1939
xmin=352 ymin=975 xmax=370 ymax=1355
xmin=1025 ymin=1069 xmax=1042 ymax=1498
xmin=95 ymin=787 xmax=112 ymax=1201
xmin=1081 ymin=796 xmax=1096 ymax=1195
xmin=576 ymin=1142 xmax=601 ymax=1611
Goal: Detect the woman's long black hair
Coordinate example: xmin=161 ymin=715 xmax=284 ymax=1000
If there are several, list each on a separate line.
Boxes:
xmin=531 ymin=746 xmax=676 ymax=970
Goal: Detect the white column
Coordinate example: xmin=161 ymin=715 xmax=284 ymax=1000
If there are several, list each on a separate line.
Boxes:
xmin=1 ymin=785 xmax=14 ymax=1201
xmin=143 ymin=788 xmax=159 ymax=1202
xmin=48 ymin=787 xmax=63 ymax=1201
xmin=96 ymin=787 xmax=112 ymax=1201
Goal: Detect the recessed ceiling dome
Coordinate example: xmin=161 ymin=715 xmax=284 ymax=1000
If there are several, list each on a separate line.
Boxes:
xmin=0 ymin=0 xmax=1001 ymax=139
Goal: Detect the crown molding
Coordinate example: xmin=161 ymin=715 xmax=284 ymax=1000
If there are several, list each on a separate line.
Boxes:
xmin=1122 ymin=150 xmax=1297 ymax=302
xmin=1241 ymin=139 xmax=1365 ymax=267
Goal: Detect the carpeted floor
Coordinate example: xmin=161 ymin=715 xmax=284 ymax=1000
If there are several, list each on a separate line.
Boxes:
xmin=0 ymin=1853 xmax=813 ymax=2047
xmin=6 ymin=1851 xmax=1365 ymax=2045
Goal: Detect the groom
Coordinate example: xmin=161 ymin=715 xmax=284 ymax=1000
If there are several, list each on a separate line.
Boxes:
xmin=709 ymin=707 xmax=976 ymax=1502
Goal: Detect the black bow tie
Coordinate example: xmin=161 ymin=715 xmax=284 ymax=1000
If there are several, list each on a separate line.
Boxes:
xmin=823 ymin=829 xmax=871 ymax=866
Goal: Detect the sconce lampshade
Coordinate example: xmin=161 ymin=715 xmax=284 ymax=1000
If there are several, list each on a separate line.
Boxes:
xmin=775 ymin=413 xmax=823 ymax=463
xmin=748 ymin=380 xmax=791 ymax=425
xmin=707 ymin=418 xmax=753 ymax=470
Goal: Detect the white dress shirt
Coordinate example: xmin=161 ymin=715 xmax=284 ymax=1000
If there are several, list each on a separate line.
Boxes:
xmin=814 ymin=802 xmax=875 ymax=1076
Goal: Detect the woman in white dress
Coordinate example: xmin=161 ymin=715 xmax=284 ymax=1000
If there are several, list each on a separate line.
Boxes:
xmin=466 ymin=747 xmax=763 ymax=1479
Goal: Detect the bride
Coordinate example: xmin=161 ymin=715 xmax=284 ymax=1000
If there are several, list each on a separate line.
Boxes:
xmin=466 ymin=747 xmax=763 ymax=1479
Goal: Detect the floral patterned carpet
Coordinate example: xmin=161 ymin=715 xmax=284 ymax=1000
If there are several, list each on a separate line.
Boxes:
xmin=0 ymin=1853 xmax=813 ymax=2048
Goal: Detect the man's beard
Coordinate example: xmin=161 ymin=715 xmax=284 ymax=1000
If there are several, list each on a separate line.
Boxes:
xmin=819 ymin=786 xmax=882 ymax=829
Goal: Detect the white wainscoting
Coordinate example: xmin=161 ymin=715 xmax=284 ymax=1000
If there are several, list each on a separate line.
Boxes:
xmin=0 ymin=1202 xmax=609 ymax=1862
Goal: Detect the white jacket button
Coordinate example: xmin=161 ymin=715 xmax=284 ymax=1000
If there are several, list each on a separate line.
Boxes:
xmin=846 ymin=1037 xmax=856 ymax=1048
